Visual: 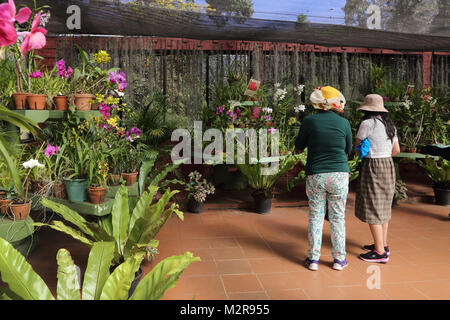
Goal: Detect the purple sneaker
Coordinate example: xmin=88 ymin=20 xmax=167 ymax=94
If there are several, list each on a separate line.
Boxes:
xmin=305 ymin=258 xmax=319 ymax=271
xmin=332 ymin=259 xmax=348 ymax=271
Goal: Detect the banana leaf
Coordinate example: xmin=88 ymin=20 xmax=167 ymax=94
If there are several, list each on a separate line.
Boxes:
xmin=129 ymin=251 xmax=200 ymax=300
xmin=0 ymin=237 xmax=54 ymax=300
xmin=82 ymin=242 xmax=115 ymax=300
xmin=56 ymin=248 xmax=81 ymax=300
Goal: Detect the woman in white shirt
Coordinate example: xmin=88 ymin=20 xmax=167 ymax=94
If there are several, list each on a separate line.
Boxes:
xmin=354 ymin=94 xmax=400 ymax=263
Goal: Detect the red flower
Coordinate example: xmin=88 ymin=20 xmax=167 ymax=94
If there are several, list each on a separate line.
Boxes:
xmin=248 ymin=82 xmax=258 ymax=91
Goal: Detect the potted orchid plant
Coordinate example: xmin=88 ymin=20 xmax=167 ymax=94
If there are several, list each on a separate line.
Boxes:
xmin=52 ymin=59 xmax=73 ymax=110
xmin=0 ymin=0 xmax=49 ymax=110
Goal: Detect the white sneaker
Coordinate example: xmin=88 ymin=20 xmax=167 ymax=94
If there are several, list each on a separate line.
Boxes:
xmin=305 ymin=258 xmax=319 ymax=271
xmin=332 ymin=259 xmax=348 ymax=271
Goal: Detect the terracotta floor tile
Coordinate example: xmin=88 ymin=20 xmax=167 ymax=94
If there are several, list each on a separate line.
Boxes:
xmin=183 ymin=260 xmax=218 ymax=276
xmin=221 ymin=274 xmax=264 ymax=293
xmin=216 ymin=259 xmax=252 ymax=274
xmin=189 ymin=292 xmax=229 ymax=300
xmin=409 ymin=280 xmax=450 ymax=300
xmin=292 ymin=270 xmax=340 ymax=289
xmin=180 ymin=238 xmax=211 ymax=251
xmin=257 ymin=273 xmax=303 ymax=291
xmin=249 ymin=258 xmax=289 ymax=274
xmin=380 ymin=283 xmax=429 ymax=300
xmin=266 ymin=289 xmax=309 ymax=300
xmin=302 ymin=286 xmax=345 ymax=300
xmin=227 ymin=292 xmax=269 ymax=300
xmin=208 ymin=237 xmax=239 ymax=248
xmin=186 ymin=275 xmax=226 ymax=295
xmin=210 ymin=247 xmax=246 ymax=260
xmin=337 ymin=285 xmax=389 ymax=300
xmin=189 ymin=248 xmax=214 ymax=261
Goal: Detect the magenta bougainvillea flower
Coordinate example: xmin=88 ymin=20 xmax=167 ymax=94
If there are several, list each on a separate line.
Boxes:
xmin=44 ymin=144 xmax=59 ymax=157
xmin=19 ymin=11 xmax=47 ymax=56
xmin=0 ymin=0 xmax=31 ymax=47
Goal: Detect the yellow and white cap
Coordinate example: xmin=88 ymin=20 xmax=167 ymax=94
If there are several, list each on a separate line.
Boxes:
xmin=310 ymin=86 xmax=346 ymax=112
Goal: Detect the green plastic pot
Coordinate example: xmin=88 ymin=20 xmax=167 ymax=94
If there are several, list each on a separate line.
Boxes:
xmin=64 ymin=178 xmax=88 ymax=203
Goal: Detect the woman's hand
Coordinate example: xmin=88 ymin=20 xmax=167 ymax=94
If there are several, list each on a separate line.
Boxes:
xmin=392 ymin=141 xmax=400 ymax=157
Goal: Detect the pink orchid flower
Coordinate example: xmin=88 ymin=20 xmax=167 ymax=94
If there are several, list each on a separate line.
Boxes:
xmin=0 ymin=0 xmax=31 ymax=24
xmin=0 ymin=0 xmax=31 ymax=47
xmin=0 ymin=20 xmax=17 ymax=46
xmin=19 ymin=11 xmax=47 ymax=56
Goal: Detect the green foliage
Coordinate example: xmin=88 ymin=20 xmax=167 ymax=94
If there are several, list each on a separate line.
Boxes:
xmin=0 ymin=105 xmax=41 ymax=198
xmin=237 ymin=152 xmax=305 ymax=198
xmin=37 ymin=184 xmax=184 ymax=266
xmin=417 ymin=157 xmax=450 ymax=189
xmin=0 ymin=238 xmax=199 ymax=300
xmin=393 ymin=179 xmax=408 ymax=205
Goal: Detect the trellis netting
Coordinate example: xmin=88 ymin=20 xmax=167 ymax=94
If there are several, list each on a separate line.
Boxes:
xmin=15 ymin=0 xmax=449 ymax=120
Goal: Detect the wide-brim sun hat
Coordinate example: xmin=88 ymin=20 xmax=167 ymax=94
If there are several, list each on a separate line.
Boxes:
xmin=310 ymin=86 xmax=346 ymax=112
xmin=358 ymin=94 xmax=389 ymax=113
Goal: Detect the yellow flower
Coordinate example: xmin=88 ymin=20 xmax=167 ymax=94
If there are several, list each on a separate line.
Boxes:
xmin=107 ymin=116 xmax=119 ymax=128
xmin=93 ymin=50 xmax=111 ymax=64
xmin=288 ymin=117 xmax=297 ymax=125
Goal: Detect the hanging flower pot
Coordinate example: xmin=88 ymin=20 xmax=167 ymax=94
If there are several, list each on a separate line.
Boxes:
xmin=27 ymin=94 xmax=47 ymax=110
xmin=73 ymin=94 xmax=95 ymax=111
xmin=53 ymin=182 xmax=66 ymax=199
xmin=12 ymin=92 xmax=30 ymax=109
xmin=53 ymin=96 xmax=69 ymax=110
xmin=0 ymin=198 xmax=12 ymax=215
xmin=187 ymin=198 xmax=203 ymax=214
xmin=88 ymin=186 xmax=108 ymax=204
xmin=10 ymin=200 xmax=32 ymax=220
xmin=122 ymin=172 xmax=138 ymax=186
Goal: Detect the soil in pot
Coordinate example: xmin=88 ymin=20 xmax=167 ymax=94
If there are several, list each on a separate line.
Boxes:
xmin=10 ymin=200 xmax=32 ymax=220
xmin=88 ymin=187 xmax=108 ymax=204
xmin=73 ymin=94 xmax=94 ymax=111
xmin=27 ymin=94 xmax=47 ymax=110
xmin=187 ymin=198 xmax=203 ymax=213
xmin=12 ymin=92 xmax=30 ymax=109
xmin=122 ymin=172 xmax=138 ymax=186
xmin=53 ymin=96 xmax=68 ymax=110
xmin=64 ymin=178 xmax=88 ymax=203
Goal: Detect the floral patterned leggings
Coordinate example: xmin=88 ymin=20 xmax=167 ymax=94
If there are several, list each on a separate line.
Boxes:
xmin=305 ymin=172 xmax=349 ymax=262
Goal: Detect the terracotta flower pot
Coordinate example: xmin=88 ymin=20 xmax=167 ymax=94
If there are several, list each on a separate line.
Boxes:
xmin=0 ymin=198 xmax=12 ymax=215
xmin=88 ymin=186 xmax=108 ymax=204
xmin=12 ymin=92 xmax=30 ymax=109
xmin=27 ymin=94 xmax=47 ymax=110
xmin=73 ymin=94 xmax=95 ymax=111
xmin=53 ymin=182 xmax=67 ymax=199
xmin=10 ymin=200 xmax=32 ymax=220
xmin=91 ymin=101 xmax=99 ymax=110
xmin=53 ymin=96 xmax=69 ymax=110
xmin=122 ymin=172 xmax=138 ymax=186
xmin=400 ymin=145 xmax=407 ymax=152
xmin=407 ymin=147 xmax=417 ymax=153
xmin=110 ymin=174 xmax=121 ymax=186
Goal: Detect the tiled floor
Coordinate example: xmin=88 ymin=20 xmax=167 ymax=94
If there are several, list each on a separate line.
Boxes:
xmin=25 ymin=172 xmax=449 ymax=300
xmin=150 ymin=198 xmax=449 ymax=300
